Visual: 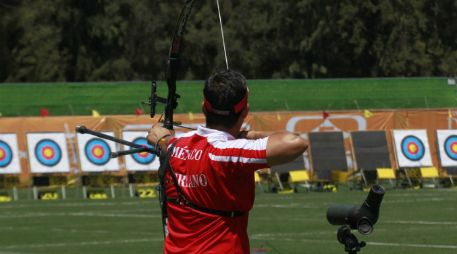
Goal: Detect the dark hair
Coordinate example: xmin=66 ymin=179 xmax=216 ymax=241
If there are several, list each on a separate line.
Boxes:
xmin=203 ymin=70 xmax=248 ymax=128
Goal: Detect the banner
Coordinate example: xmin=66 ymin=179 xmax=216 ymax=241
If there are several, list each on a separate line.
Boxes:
xmin=0 ymin=109 xmax=453 ymax=186
xmin=122 ymin=131 xmax=160 ymax=171
xmin=0 ymin=133 xmax=21 ymax=174
xmin=77 ymin=132 xmax=119 ymax=172
xmin=393 ymin=130 xmax=432 ymax=167
xmin=436 ymin=130 xmax=457 ymax=167
xmin=27 ymin=133 xmax=70 ymax=173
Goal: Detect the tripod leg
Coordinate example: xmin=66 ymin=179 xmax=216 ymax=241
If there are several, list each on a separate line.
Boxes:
xmin=337 ymin=226 xmax=366 ymax=254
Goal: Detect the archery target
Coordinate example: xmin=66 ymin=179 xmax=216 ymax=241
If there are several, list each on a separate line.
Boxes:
xmin=130 ymin=138 xmax=155 ymax=164
xmin=77 ymin=132 xmax=119 ymax=172
xmin=436 ymin=130 xmax=457 ymax=167
xmin=0 ymin=140 xmax=13 ymax=168
xmin=27 ymin=133 xmax=70 ymax=173
xmin=393 ymin=130 xmax=432 ymax=167
xmin=444 ymin=136 xmax=457 ymax=160
xmin=35 ymin=139 xmax=62 ymax=166
xmin=400 ymin=136 xmax=425 ymax=161
xmin=0 ymin=134 xmax=21 ymax=174
xmin=122 ymin=131 xmax=160 ymax=171
xmin=84 ymin=138 xmax=111 ymax=166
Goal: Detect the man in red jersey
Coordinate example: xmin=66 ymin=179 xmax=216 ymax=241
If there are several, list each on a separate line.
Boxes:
xmin=148 ymin=70 xmax=308 ymax=254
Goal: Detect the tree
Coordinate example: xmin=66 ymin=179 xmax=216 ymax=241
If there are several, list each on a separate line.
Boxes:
xmin=2 ymin=0 xmax=457 ymax=81
xmin=7 ymin=0 xmax=70 ymax=81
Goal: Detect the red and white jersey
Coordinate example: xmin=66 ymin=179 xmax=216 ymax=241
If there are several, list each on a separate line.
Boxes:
xmin=164 ymin=126 xmax=268 ymax=254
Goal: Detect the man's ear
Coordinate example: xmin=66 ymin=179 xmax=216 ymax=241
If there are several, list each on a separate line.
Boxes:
xmin=242 ymin=105 xmax=249 ymax=118
xmin=202 ymin=102 xmax=208 ymax=116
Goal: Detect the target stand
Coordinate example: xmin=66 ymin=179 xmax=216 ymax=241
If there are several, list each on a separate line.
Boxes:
xmin=26 ymin=132 xmax=72 ymax=200
xmin=0 ymin=176 xmax=20 ymax=202
xmin=392 ymin=130 xmax=433 ymax=188
xmin=436 ymin=131 xmax=457 ymax=187
xmin=76 ymin=130 xmax=124 ymax=199
xmin=31 ymin=175 xmax=68 ymax=200
xmin=397 ymin=168 xmax=420 ymax=188
xmin=0 ymin=133 xmax=22 ymax=201
xmin=81 ymin=174 xmax=124 ymax=200
xmin=350 ymin=131 xmax=393 ymax=188
xmin=443 ymin=167 xmax=457 ymax=187
xmin=127 ymin=172 xmax=158 ymax=199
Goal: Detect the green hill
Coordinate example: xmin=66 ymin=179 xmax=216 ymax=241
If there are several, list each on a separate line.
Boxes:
xmin=0 ymin=77 xmax=455 ymax=116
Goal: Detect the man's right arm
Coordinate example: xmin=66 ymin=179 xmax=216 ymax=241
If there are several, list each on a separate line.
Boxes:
xmin=240 ymin=130 xmax=308 ymax=166
xmin=265 ymin=132 xmax=307 ymax=166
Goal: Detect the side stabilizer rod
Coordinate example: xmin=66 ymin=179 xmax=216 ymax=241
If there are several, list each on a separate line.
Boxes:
xmin=75 ymin=125 xmax=158 ymax=156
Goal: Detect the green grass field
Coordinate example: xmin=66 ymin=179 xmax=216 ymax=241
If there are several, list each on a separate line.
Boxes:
xmin=1 ymin=78 xmax=456 ymax=116
xmin=1 ymin=187 xmax=456 ymax=254
xmin=1 ymin=78 xmax=457 ymax=253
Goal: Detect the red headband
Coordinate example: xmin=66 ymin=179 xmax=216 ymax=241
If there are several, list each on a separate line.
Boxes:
xmin=203 ymin=91 xmax=248 ymax=116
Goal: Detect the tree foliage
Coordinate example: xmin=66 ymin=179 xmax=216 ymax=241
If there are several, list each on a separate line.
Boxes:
xmin=1 ymin=0 xmax=456 ymax=82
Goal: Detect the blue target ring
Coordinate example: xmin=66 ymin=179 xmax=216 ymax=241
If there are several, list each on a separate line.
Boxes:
xmin=35 ymin=139 xmax=62 ymax=167
xmin=401 ymin=135 xmax=425 ymax=161
xmin=0 ymin=140 xmax=13 ymax=168
xmin=444 ymin=135 xmax=457 ymax=160
xmin=131 ymin=137 xmax=155 ymax=165
xmin=84 ymin=138 xmax=111 ymax=165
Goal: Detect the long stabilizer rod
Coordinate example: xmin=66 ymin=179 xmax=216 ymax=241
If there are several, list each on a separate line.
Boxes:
xmin=75 ymin=125 xmax=158 ymax=156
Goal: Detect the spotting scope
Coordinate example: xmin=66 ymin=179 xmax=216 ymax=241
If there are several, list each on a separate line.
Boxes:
xmin=327 ymin=184 xmax=385 ymax=235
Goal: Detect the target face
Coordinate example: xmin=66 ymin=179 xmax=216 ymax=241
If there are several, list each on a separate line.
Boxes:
xmin=393 ymin=130 xmax=432 ymax=167
xmin=436 ymin=130 xmax=457 ymax=167
xmin=27 ymin=133 xmax=70 ymax=173
xmin=444 ymin=135 xmax=457 ymax=160
xmin=35 ymin=139 xmax=62 ymax=167
xmin=0 ymin=134 xmax=21 ymax=174
xmin=84 ymin=138 xmax=111 ymax=166
xmin=122 ymin=131 xmax=160 ymax=171
xmin=0 ymin=140 xmax=13 ymax=168
xmin=400 ymin=136 xmax=425 ymax=161
xmin=131 ymin=137 xmax=155 ymax=165
xmin=77 ymin=132 xmax=119 ymax=172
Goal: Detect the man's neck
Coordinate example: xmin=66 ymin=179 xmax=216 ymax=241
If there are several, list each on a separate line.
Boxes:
xmin=206 ymin=124 xmax=240 ymax=138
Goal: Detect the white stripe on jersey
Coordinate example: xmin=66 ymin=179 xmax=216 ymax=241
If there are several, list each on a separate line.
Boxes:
xmin=208 ymin=153 xmax=268 ymax=164
xmin=208 ymin=137 xmax=268 ymax=151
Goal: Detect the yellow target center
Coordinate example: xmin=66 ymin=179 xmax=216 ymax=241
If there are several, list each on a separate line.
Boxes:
xmin=44 ymin=148 xmax=54 ymax=157
xmin=408 ymin=144 xmax=417 ymax=153
xmin=0 ymin=150 xmax=4 ymax=158
xmin=94 ymin=148 xmax=103 ymax=157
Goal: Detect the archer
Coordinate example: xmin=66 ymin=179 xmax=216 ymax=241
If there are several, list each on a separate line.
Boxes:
xmin=147 ymin=70 xmax=308 ymax=253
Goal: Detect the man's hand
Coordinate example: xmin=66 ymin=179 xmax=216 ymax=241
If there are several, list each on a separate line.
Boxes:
xmin=147 ymin=125 xmax=174 ymax=150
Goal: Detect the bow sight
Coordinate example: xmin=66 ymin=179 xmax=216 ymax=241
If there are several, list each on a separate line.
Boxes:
xmin=143 ymin=81 xmax=180 ymax=127
xmin=144 ymin=81 xmax=165 ymax=119
xmin=75 ymin=79 xmax=179 ymax=158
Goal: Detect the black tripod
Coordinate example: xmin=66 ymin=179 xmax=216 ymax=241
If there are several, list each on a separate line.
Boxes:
xmin=336 ymin=225 xmax=366 ymax=254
